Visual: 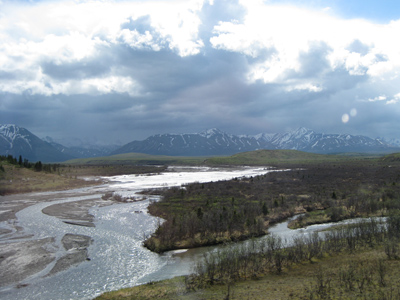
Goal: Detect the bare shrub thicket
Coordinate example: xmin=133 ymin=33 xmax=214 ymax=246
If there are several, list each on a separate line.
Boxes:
xmin=145 ymin=162 xmax=400 ymax=252
xmin=186 ymin=217 xmax=400 ymax=291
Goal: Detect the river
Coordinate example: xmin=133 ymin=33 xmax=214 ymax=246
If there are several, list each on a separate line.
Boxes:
xmin=0 ymin=166 xmax=364 ymax=300
xmin=0 ymin=166 xmax=277 ymax=299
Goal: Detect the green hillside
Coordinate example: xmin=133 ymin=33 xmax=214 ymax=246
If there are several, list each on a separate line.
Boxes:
xmin=64 ymin=149 xmax=388 ymax=166
xmin=381 ymin=152 xmax=400 ymax=162
xmin=204 ymin=149 xmax=350 ymax=165
xmin=65 ymin=152 xmax=208 ymax=165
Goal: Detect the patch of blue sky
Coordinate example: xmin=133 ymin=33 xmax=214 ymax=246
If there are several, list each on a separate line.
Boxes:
xmin=266 ymin=0 xmax=400 ymax=23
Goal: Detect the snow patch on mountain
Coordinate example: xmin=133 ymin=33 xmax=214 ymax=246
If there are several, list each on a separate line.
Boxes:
xmin=0 ymin=124 xmax=74 ymax=162
xmin=199 ymin=128 xmax=225 ymax=138
xmin=0 ymin=124 xmax=32 ymax=149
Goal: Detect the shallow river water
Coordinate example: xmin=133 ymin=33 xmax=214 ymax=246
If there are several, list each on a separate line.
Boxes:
xmin=0 ymin=166 xmax=367 ymax=300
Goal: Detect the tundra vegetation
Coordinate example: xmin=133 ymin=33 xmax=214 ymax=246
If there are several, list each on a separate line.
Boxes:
xmin=144 ymin=154 xmax=400 ymax=252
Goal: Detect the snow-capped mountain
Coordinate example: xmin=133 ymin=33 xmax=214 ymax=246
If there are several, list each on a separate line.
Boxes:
xmin=112 ymin=127 xmax=398 ymax=156
xmin=0 ymin=124 xmax=119 ymax=162
xmin=0 ymin=124 xmax=73 ymax=162
xmin=2 ymin=124 xmax=398 ymax=161
xmin=382 ymin=138 xmax=400 ymax=148
xmin=266 ymin=127 xmax=391 ymax=153
xmin=111 ymin=128 xmax=264 ymax=156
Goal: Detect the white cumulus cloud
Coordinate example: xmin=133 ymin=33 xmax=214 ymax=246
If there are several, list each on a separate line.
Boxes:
xmin=210 ymin=2 xmax=400 ymax=90
xmin=386 ymin=93 xmax=400 ymax=105
xmin=0 ymin=0 xmax=208 ymax=95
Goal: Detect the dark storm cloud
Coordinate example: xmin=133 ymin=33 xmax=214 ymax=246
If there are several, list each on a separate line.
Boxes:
xmin=296 ymin=42 xmax=332 ymax=78
xmin=1 ymin=0 xmax=400 ymax=145
xmin=41 ymin=57 xmax=112 ymax=81
xmin=112 ymin=45 xmax=248 ymax=96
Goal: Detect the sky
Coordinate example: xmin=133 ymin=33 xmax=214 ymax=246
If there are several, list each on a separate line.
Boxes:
xmin=1 ymin=0 xmax=400 ymax=146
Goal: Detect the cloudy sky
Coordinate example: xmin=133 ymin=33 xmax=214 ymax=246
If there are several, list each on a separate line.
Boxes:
xmin=1 ymin=0 xmax=400 ymax=145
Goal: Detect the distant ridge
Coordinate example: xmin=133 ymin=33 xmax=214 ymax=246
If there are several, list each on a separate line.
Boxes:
xmin=42 ymin=136 xmax=119 ymax=159
xmin=1 ymin=124 xmax=398 ymax=162
xmin=111 ymin=128 xmax=263 ymax=156
xmin=112 ymin=127 xmax=397 ymax=156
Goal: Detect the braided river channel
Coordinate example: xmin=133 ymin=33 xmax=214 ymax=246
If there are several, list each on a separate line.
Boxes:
xmin=0 ymin=166 xmax=370 ymax=300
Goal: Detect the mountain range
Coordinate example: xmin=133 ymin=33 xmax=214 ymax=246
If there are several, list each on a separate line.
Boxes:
xmin=111 ymin=127 xmax=396 ymax=156
xmin=42 ymin=136 xmax=120 ymax=160
xmin=1 ymin=124 xmax=399 ymax=162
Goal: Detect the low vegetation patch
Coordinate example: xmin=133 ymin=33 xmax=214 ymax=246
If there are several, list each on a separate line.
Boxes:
xmin=94 ymin=277 xmax=186 ymax=300
xmin=0 ymin=163 xmax=99 ymax=195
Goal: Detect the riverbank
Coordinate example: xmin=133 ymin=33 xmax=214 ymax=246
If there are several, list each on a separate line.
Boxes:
xmin=143 ymin=209 xmax=299 ymax=253
xmin=287 ymin=208 xmax=387 ymax=229
xmin=95 ymin=244 xmax=400 ymax=300
xmin=0 ymin=163 xmax=167 ymax=195
xmin=96 ymin=217 xmax=400 ymax=299
xmin=0 ymin=164 xmax=170 ymax=289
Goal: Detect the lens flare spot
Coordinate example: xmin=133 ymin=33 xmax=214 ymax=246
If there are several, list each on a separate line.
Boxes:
xmin=350 ymin=108 xmax=357 ymax=117
xmin=342 ymin=113 xmax=350 ymax=123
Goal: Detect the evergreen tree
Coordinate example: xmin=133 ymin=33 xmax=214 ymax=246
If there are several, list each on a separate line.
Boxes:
xmin=34 ymin=161 xmax=43 ymax=172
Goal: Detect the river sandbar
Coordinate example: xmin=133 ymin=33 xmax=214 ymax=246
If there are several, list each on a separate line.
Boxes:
xmin=0 ymin=238 xmax=56 ymax=287
xmin=0 ymin=188 xmax=114 ymax=289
